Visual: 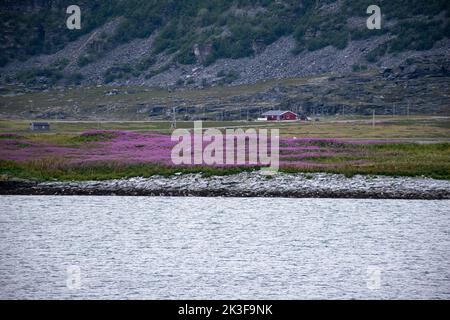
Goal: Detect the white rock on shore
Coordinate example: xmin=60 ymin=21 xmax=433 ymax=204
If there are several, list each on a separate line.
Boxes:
xmin=17 ymin=172 xmax=449 ymax=199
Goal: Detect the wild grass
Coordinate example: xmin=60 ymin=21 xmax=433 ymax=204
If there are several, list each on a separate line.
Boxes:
xmin=0 ymin=118 xmax=448 ymax=181
xmin=0 ymin=159 xmax=257 ymax=181
xmin=0 ymin=142 xmax=448 ymax=181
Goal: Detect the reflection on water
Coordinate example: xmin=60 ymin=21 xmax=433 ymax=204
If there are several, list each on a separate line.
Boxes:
xmin=0 ymin=196 xmax=449 ymax=299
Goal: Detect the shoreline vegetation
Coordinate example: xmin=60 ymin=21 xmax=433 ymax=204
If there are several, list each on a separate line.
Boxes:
xmin=0 ymin=148 xmax=449 ymax=181
xmin=0 ymin=118 xmax=449 ymax=193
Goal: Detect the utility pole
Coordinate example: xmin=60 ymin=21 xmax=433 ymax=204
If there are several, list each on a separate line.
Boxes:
xmin=171 ymin=106 xmax=177 ymax=129
xmin=372 ymin=109 xmax=376 ymax=128
xmin=405 ymin=82 xmax=409 ymax=118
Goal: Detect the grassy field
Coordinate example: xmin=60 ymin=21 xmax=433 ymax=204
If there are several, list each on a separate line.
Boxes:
xmin=1 ymin=116 xmax=449 ymax=138
xmin=1 ymin=142 xmax=449 ymax=181
xmin=0 ymin=117 xmax=448 ymax=139
xmin=0 ymin=117 xmax=449 ymax=181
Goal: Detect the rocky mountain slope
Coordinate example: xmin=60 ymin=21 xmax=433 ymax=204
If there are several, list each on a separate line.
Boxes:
xmin=0 ymin=1 xmax=449 ymax=119
xmin=0 ymin=0 xmax=449 ymax=87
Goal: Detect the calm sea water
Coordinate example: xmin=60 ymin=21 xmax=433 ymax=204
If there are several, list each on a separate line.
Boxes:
xmin=0 ymin=196 xmax=449 ymax=299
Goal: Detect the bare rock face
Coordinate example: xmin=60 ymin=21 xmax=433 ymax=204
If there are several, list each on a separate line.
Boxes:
xmin=382 ymin=56 xmax=450 ymax=80
xmin=252 ymin=40 xmax=265 ymax=55
xmin=193 ymin=44 xmax=212 ymax=64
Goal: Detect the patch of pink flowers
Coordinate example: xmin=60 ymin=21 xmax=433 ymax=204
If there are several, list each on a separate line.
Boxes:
xmin=76 ymin=131 xmax=175 ymax=164
xmin=0 ymin=130 xmax=387 ymax=167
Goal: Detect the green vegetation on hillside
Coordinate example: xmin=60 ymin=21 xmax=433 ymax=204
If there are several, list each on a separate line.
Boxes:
xmin=1 ymin=0 xmax=449 ymax=71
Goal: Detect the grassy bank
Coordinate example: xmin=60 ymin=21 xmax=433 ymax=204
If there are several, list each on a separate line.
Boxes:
xmin=0 ymin=142 xmax=449 ymax=181
xmin=0 ymin=119 xmax=449 ymax=181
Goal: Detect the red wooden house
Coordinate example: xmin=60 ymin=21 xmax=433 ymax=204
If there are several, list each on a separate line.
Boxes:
xmin=262 ymin=110 xmax=298 ymax=121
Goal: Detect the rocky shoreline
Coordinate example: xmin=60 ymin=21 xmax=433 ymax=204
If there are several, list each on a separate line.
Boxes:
xmin=1 ymin=172 xmax=450 ymax=199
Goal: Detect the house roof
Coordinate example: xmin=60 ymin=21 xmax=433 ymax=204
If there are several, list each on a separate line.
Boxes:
xmin=30 ymin=122 xmax=50 ymax=126
xmin=262 ymin=110 xmax=296 ymax=116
